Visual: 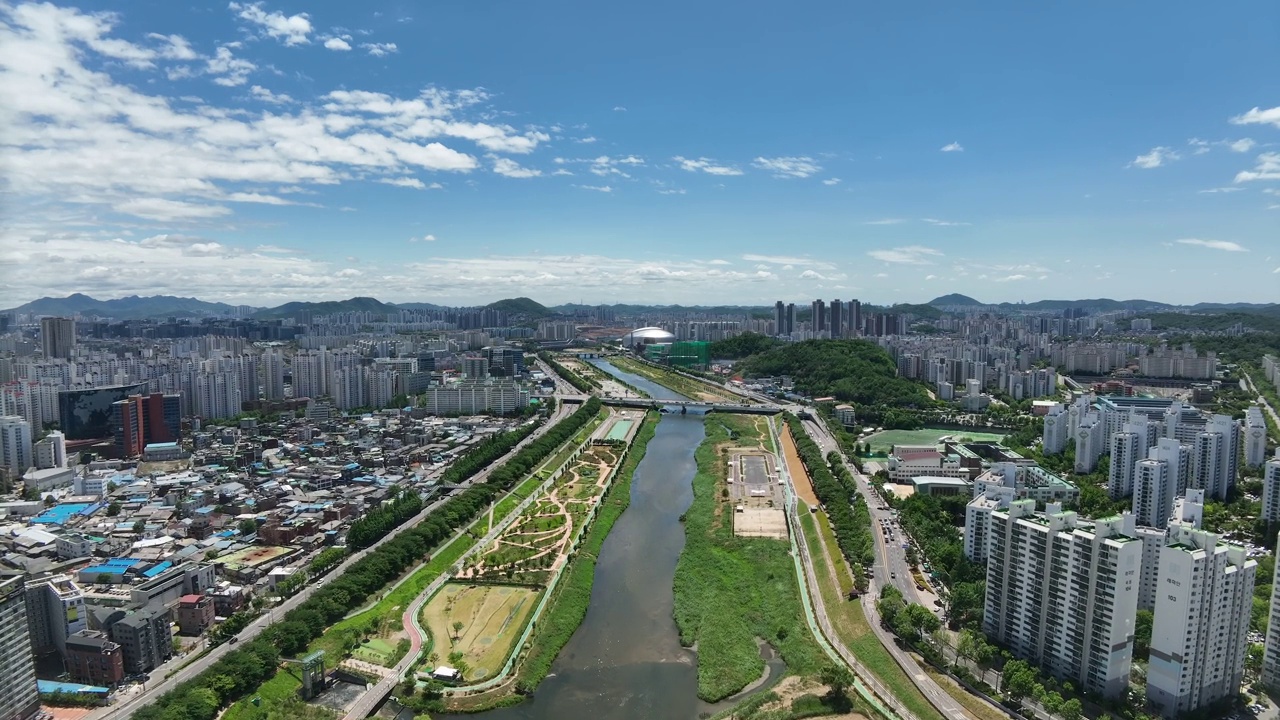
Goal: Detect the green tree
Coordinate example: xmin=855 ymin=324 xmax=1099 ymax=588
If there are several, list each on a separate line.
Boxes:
xmin=132 ymin=519 xmax=146 ymax=534
xmin=1059 ymin=698 xmax=1083 ymax=720
xmin=1134 ymin=609 xmax=1154 ymax=661
xmin=452 ymin=620 xmax=464 ymax=643
xmin=238 ymin=519 xmax=257 ymax=535
xmin=819 ymin=664 xmax=855 ymax=712
xmin=106 ymin=501 xmax=121 ymax=517
xmin=1002 ymin=659 xmax=1037 ymax=703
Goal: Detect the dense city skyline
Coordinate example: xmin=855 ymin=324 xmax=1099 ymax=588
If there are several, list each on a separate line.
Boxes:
xmin=3 ymin=0 xmax=1279 ymax=307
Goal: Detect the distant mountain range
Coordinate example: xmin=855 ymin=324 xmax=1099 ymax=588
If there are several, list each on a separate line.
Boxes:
xmin=3 ymin=293 xmax=253 ymax=319
xmin=928 ymin=294 xmax=1280 ymax=315
xmin=7 ymin=293 xmax=1277 ymax=323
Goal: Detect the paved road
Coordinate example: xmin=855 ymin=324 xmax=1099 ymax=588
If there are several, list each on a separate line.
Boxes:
xmin=100 ymin=403 xmax=572 ymax=720
xmin=1243 ymin=369 xmax=1280 ymax=432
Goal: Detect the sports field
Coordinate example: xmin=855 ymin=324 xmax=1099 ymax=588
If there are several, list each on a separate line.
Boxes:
xmin=863 ymin=427 xmax=1007 ymax=454
xmin=423 ymin=584 xmax=539 ymax=680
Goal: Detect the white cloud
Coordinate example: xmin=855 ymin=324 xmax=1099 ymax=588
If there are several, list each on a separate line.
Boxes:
xmin=250 ymin=85 xmax=293 ymax=104
xmin=1129 ymin=146 xmax=1180 ymax=169
xmin=707 ymin=259 xmax=730 ymax=265
xmin=575 ymin=185 xmax=613 ymax=193
xmin=940 ymin=142 xmax=963 ymax=152
xmin=1234 ymin=153 xmax=1280 ymax=183
xmin=1175 ymin=238 xmax=1248 ymax=252
xmin=207 ymin=45 xmax=257 ymax=86
xmin=1197 ymin=187 xmax=1242 ymax=194
xmin=379 ymin=177 xmax=427 ymax=189
xmin=491 ymin=157 xmax=541 ymax=178
xmin=657 ymin=188 xmax=686 ymax=195
xmin=874 ymin=272 xmax=888 ymax=278
xmin=799 ymin=269 xmax=827 ymax=280
xmin=673 ymin=156 xmax=743 ymax=176
xmin=864 ymin=218 xmax=905 ymax=225
xmin=921 ymin=218 xmax=970 ymax=227
xmin=924 ymin=274 xmax=937 ymax=280
xmin=224 ymin=192 xmax=295 ymax=205
xmin=1229 ymin=138 xmax=1256 ymax=153
xmin=361 ymin=42 xmax=398 ymax=57
xmin=867 ymin=246 xmax=943 ymax=265
xmin=752 ymin=156 xmax=821 ymax=178
xmin=114 ymin=198 xmax=232 ymax=220
xmin=1230 ymin=106 xmax=1280 ymax=129
xmin=408 ymin=234 xmax=436 ymax=242
xmin=147 ymin=33 xmax=198 ymax=60
xmin=551 ymin=169 xmax=573 ymax=176
xmin=993 ymin=274 xmax=1027 ymax=282
xmin=575 ymin=136 xmax=597 ymax=144
xmin=822 ymin=178 xmax=841 ymax=186
xmin=1187 ymin=138 xmax=1211 ymax=155
xmin=324 ymin=37 xmax=351 ymax=51
xmin=229 ymin=2 xmax=312 ymax=46
xmin=741 ymin=254 xmax=835 ymax=269
xmin=613 ymin=106 xmax=627 ymax=112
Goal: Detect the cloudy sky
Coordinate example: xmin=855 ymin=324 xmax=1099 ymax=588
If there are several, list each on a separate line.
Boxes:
xmin=2 ymin=0 xmax=1278 ymax=308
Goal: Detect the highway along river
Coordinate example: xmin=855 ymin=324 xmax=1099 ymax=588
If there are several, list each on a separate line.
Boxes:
xmin=441 ymin=360 xmax=781 ymax=720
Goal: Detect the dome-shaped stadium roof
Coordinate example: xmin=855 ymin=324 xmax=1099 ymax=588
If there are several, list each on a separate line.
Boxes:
xmin=620 ymin=326 xmax=676 ymax=345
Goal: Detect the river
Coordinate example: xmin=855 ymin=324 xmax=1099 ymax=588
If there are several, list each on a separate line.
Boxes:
xmin=439 ymin=361 xmax=777 ymax=720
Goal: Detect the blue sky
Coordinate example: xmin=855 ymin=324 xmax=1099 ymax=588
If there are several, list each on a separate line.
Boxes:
xmin=2 ymin=0 xmax=1278 ymax=308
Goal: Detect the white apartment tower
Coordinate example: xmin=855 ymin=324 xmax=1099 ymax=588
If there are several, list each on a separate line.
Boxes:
xmin=1108 ymin=418 xmax=1150 ymax=499
xmin=0 ymin=576 xmax=40 ymax=720
xmin=1148 ymin=526 xmax=1256 ymax=717
xmin=0 ymin=415 xmax=33 ymax=477
xmin=1245 ymin=406 xmax=1268 ymax=468
xmin=1192 ymin=414 xmax=1240 ymax=501
xmin=1074 ymin=411 xmax=1107 ymax=473
xmin=1136 ymin=489 xmax=1206 ymax=612
xmin=1042 ymin=403 xmax=1069 ymax=454
xmin=1132 ymin=439 xmax=1188 ymax=528
xmin=1263 ymin=449 xmax=1280 ymax=523
xmin=263 ymin=351 xmax=286 ymax=401
xmin=983 ymin=501 xmax=1141 ymax=699
xmin=1261 ymin=530 xmax=1280 ymax=694
xmin=963 ymin=485 xmax=1015 ymax=562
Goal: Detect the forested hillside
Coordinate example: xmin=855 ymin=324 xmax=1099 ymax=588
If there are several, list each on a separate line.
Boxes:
xmin=737 ymin=339 xmax=933 ymax=407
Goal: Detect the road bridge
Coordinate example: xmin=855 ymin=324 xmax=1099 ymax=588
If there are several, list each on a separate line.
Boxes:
xmin=600 ymin=397 xmax=780 ymax=414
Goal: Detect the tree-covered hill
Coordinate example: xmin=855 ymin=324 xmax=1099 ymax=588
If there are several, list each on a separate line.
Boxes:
xmin=737 ymin=339 xmax=934 ymax=407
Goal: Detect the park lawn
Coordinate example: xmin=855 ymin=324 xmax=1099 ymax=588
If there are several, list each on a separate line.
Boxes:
xmin=801 ymin=511 xmax=946 ymax=720
xmin=423 ymin=584 xmax=540 ymax=680
xmin=223 ymin=663 xmax=308 ymax=720
xmin=673 ymin=414 xmax=827 ymax=702
xmin=863 ymin=428 xmax=1006 ymax=454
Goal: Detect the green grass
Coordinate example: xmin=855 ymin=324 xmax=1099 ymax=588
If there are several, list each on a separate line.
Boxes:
xmin=801 ymin=507 xmax=945 ymax=720
xmin=610 ymin=356 xmax=740 ymax=402
xmin=515 ymin=411 xmax=661 ymax=693
xmin=673 ymin=415 xmax=826 ymax=702
xmin=863 ymin=427 xmax=1006 ymax=454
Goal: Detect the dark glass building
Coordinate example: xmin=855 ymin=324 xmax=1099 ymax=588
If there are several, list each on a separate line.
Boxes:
xmin=58 ymin=383 xmax=145 ymax=440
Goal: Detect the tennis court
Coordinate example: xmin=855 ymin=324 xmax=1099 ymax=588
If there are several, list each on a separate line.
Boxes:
xmin=863 ymin=428 xmax=1007 ymax=454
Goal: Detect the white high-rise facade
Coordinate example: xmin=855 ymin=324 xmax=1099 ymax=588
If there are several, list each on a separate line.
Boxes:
xmin=0 ymin=415 xmax=33 ymax=477
xmin=983 ymin=501 xmax=1141 ymax=699
xmin=1108 ymin=419 xmax=1149 ymax=499
xmin=1074 ymin=412 xmax=1106 ymax=473
xmin=1136 ymin=489 xmax=1205 ymax=612
xmin=1261 ymin=529 xmax=1280 ymax=694
xmin=1245 ymin=406 xmax=1268 ymax=468
xmin=0 ymin=576 xmax=40 ymax=720
xmin=1148 ymin=526 xmax=1255 ymax=718
xmin=1042 ymin=403 xmax=1069 ymax=454
xmin=1132 ymin=439 xmax=1188 ymax=529
xmin=1264 ymin=450 xmax=1280 ymax=523
xmin=263 ymin=351 xmax=285 ymax=401
xmin=1192 ymin=414 xmax=1240 ymax=500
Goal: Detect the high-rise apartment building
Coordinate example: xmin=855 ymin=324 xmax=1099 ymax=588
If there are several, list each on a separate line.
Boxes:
xmin=1042 ymin=403 xmax=1069 ymax=454
xmin=830 ymin=299 xmax=844 ymax=338
xmin=983 ymin=501 xmax=1141 ymax=699
xmin=773 ymin=301 xmax=786 ymax=337
xmin=1148 ymin=526 xmax=1255 ymax=717
xmin=0 ymin=415 xmax=33 ymax=477
xmin=1132 ymin=439 xmax=1188 ymax=528
xmin=1261 ymin=530 xmax=1280 ymax=694
xmin=1108 ymin=419 xmax=1149 ymax=499
xmin=1245 ymin=406 xmax=1268 ymax=468
xmin=110 ymin=604 xmax=173 ymax=674
xmin=40 ymin=317 xmax=76 ymax=360
xmin=786 ymin=303 xmax=796 ymax=336
xmin=0 ymin=575 xmax=41 ymax=720
xmin=24 ymin=574 xmax=86 ymax=655
xmin=1263 ymin=450 xmax=1280 ymax=523
xmin=1192 ymin=414 xmax=1240 ymax=500
xmin=263 ymin=350 xmax=285 ymax=401
xmin=811 ymin=299 xmax=826 ymax=334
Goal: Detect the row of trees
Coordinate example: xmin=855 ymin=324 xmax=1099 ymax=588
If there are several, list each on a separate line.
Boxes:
xmin=347 ymin=488 xmax=424 ymax=549
xmin=131 ymin=399 xmax=603 ymax=720
xmin=538 ymin=352 xmax=597 ymax=393
xmin=785 ymin=415 xmax=874 ymax=584
xmin=439 ymin=420 xmax=543 ymax=486
xmin=893 ymin=493 xmax=986 ymax=629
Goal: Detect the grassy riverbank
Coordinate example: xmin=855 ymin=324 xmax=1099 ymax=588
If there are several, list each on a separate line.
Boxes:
xmin=674 ymin=415 xmax=826 ymax=702
xmin=609 ymin=355 xmax=741 ymax=403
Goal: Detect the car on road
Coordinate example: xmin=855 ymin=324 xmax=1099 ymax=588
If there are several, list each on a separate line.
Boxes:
xmin=228 ymin=636 xmax=238 ymax=644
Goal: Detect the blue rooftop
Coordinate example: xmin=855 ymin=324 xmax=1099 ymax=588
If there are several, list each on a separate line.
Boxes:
xmin=39 ymin=680 xmax=109 ymax=695
xmin=32 ymin=503 xmax=92 ymax=525
xmin=142 ymin=561 xmax=172 ymax=578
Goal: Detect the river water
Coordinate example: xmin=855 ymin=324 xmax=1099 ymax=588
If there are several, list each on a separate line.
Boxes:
xmin=440 ymin=361 xmax=776 ymax=720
